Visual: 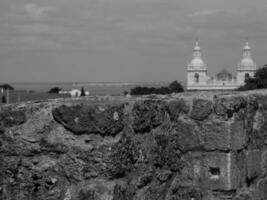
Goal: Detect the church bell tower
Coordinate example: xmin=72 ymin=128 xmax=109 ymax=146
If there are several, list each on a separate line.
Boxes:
xmin=236 ymin=41 xmax=257 ymax=85
xmin=187 ymin=40 xmax=208 ymax=90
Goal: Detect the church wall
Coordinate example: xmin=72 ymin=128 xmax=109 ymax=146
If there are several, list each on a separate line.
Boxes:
xmin=187 ymin=84 xmax=240 ymax=91
xmin=187 ymin=71 xmax=208 ymax=86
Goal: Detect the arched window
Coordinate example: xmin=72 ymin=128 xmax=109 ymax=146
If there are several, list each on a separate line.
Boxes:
xmin=245 ymin=73 xmax=250 ymax=82
xmin=194 ymin=73 xmax=199 ymax=83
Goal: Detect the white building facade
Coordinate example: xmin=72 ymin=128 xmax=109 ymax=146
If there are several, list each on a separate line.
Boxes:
xmin=187 ymin=41 xmax=257 ymax=90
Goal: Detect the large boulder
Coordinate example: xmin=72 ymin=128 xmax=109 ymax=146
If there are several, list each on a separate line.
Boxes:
xmin=190 ymin=99 xmax=213 ymax=120
xmin=52 ymin=104 xmax=125 ymax=136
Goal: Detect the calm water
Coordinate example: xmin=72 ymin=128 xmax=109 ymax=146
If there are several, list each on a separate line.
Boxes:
xmin=9 ymin=82 xmax=171 ymax=96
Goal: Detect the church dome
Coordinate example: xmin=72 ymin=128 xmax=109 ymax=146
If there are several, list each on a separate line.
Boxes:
xmin=216 ymin=69 xmax=233 ymax=81
xmin=240 ymin=57 xmax=255 ymax=68
xmin=190 ymin=57 xmax=205 ymax=68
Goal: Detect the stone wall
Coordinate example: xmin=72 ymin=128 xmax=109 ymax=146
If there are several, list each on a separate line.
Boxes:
xmin=1 ymin=91 xmax=267 ymax=200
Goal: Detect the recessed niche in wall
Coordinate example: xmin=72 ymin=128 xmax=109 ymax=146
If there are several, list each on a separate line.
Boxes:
xmin=209 ymin=167 xmax=220 ymax=180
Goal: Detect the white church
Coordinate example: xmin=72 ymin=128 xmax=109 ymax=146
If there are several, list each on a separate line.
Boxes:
xmin=186 ymin=41 xmax=257 ymax=90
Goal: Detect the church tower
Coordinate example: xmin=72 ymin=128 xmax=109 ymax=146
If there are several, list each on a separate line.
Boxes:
xmin=187 ymin=40 xmax=208 ymax=90
xmin=236 ymin=41 xmax=257 ymax=85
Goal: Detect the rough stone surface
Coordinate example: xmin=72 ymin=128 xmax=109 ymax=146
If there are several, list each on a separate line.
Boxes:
xmin=132 ymin=100 xmax=168 ymax=133
xmin=0 ymin=110 xmax=26 ymax=128
xmin=214 ymin=95 xmax=246 ymax=118
xmin=1 ymin=91 xmax=267 ymax=200
xmin=52 ymin=104 xmax=125 ymax=136
xmin=167 ymin=98 xmax=190 ymax=121
xmin=190 ymin=98 xmax=213 ymax=120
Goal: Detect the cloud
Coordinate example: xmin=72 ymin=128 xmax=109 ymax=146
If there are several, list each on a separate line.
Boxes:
xmin=24 ymin=3 xmax=55 ymax=19
xmin=188 ymin=9 xmax=223 ymax=18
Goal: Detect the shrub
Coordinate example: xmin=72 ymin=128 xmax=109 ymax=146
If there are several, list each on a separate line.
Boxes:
xmin=48 ymin=87 xmax=62 ymax=93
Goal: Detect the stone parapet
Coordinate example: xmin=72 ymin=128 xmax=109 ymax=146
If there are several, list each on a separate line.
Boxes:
xmin=1 ymin=90 xmax=267 ymax=199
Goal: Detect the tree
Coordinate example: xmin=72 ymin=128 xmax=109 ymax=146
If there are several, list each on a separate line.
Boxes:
xmin=130 ymin=80 xmax=184 ymax=95
xmin=0 ymin=84 xmax=14 ymax=91
xmin=48 ymin=87 xmax=62 ymax=93
xmin=238 ymin=65 xmax=267 ymax=91
xmin=168 ymin=80 xmax=184 ymax=93
xmin=81 ymin=87 xmax=86 ymax=96
xmin=254 ymin=65 xmax=267 ymax=88
xmin=238 ymin=78 xmax=257 ymax=91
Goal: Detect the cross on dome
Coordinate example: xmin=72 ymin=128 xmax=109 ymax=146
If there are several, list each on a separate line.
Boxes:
xmin=243 ymin=41 xmax=251 ymax=52
xmin=193 ymin=40 xmax=201 ymax=52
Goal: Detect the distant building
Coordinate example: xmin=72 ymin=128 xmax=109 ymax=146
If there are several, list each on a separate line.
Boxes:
xmin=59 ymin=89 xmax=90 ymax=97
xmin=187 ymin=41 xmax=257 ymax=90
xmin=70 ymin=89 xmax=82 ymax=97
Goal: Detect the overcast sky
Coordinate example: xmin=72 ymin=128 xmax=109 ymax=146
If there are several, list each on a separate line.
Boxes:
xmin=1 ymin=0 xmax=267 ymax=82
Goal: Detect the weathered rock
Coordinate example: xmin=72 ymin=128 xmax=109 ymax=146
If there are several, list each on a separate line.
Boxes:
xmin=167 ymin=99 xmax=190 ymax=121
xmin=171 ymin=120 xmax=201 ymax=152
xmin=258 ymin=178 xmax=267 ymax=200
xmin=253 ymin=94 xmax=267 ymax=110
xmin=0 ymin=110 xmax=26 ymax=128
xmin=72 ymin=180 xmax=117 ymax=200
xmin=190 ymin=99 xmax=213 ymax=120
xmin=235 ymin=193 xmax=254 ymax=200
xmin=136 ymin=172 xmax=153 ymax=188
xmin=261 ymin=150 xmax=267 ymax=177
xmin=165 ymin=171 xmax=203 ymax=200
xmin=1 ymin=156 xmax=67 ymax=200
xmin=246 ymin=150 xmax=262 ymax=181
xmin=198 ymin=120 xmax=246 ymax=151
xmin=152 ymin=133 xmax=183 ymax=171
xmin=52 ymin=104 xmax=125 ymax=136
xmin=107 ymin=135 xmax=139 ymax=178
xmin=156 ymin=169 xmax=172 ymax=183
xmin=214 ymin=95 xmax=246 ymax=118
xmin=203 ymin=152 xmax=240 ymax=191
xmin=132 ymin=100 xmax=168 ymax=133
xmin=113 ymin=184 xmax=134 ymax=200
xmin=78 ymin=189 xmax=96 ymax=200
